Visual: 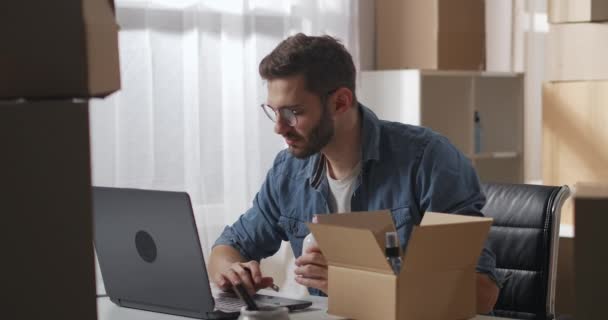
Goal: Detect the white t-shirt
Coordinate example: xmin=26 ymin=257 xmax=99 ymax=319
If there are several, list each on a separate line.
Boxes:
xmin=326 ymin=161 xmax=362 ymax=213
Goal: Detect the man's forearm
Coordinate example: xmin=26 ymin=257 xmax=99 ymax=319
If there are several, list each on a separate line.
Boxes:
xmin=208 ymin=245 xmax=246 ymax=280
xmin=476 ymin=273 xmax=499 ymax=314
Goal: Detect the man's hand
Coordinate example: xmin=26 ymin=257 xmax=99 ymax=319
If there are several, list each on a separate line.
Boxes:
xmin=214 ymin=260 xmax=274 ymax=296
xmin=476 ymin=273 xmax=499 ymax=314
xmin=294 ymin=245 xmax=328 ymax=294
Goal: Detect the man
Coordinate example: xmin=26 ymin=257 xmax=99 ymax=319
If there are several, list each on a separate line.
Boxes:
xmin=209 ymin=33 xmax=500 ymax=313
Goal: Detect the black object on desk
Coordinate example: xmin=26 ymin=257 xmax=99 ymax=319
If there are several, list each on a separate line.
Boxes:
xmin=233 ymin=284 xmax=259 ymax=311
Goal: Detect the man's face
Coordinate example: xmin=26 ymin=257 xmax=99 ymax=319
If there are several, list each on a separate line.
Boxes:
xmin=266 ymin=75 xmax=334 ymax=159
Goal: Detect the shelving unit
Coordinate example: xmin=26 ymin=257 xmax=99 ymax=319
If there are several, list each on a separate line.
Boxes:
xmin=357 ymin=70 xmax=524 ymax=183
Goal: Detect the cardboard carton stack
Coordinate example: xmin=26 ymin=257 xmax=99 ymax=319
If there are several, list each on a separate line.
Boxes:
xmin=543 ymin=0 xmax=608 ymax=225
xmin=572 ymin=183 xmax=608 ymax=320
xmin=0 ymin=0 xmax=120 ymax=318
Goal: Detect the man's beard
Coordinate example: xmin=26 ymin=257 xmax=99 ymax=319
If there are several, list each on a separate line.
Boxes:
xmin=287 ymin=105 xmax=334 ymax=159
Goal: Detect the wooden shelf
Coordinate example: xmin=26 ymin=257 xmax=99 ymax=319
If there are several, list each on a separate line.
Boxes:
xmin=358 ymin=70 xmax=524 ymax=183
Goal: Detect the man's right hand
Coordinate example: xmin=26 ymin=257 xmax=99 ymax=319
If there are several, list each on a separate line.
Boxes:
xmin=214 ymin=260 xmax=274 ymax=295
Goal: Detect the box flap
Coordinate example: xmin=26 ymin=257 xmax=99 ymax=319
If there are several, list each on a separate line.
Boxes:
xmin=310 ymin=211 xmax=395 ymax=273
xmin=420 ymin=211 xmax=490 ymax=226
xmin=402 ymin=212 xmax=492 ymax=272
xmin=316 ymin=210 xmax=394 ymax=232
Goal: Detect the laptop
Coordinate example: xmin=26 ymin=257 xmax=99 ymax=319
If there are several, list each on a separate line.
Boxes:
xmin=93 ymin=187 xmax=312 ymax=319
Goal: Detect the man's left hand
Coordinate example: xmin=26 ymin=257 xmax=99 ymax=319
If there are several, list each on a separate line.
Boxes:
xmin=294 ymin=246 xmax=328 ymax=294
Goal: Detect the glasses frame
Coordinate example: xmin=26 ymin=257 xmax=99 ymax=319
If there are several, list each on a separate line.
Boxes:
xmin=260 ymin=88 xmax=340 ymax=127
xmin=260 ymin=104 xmax=299 ymax=127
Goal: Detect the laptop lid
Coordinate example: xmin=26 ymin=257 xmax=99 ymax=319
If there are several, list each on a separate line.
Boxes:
xmin=93 ymin=187 xmax=217 ymax=318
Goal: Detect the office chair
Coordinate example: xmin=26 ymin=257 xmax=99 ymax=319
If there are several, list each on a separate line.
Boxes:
xmin=481 ymin=183 xmax=570 ymax=320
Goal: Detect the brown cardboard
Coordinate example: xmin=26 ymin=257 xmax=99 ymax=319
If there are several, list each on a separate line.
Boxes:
xmin=542 ymin=82 xmax=608 ymax=224
xmin=1 ymin=100 xmax=96 ymax=319
xmin=556 ymin=236 xmax=575 ymax=316
xmin=573 ymin=183 xmax=608 ymax=320
xmin=376 ymin=0 xmax=485 ymax=70
xmin=549 ymin=0 xmax=608 ymax=23
xmin=310 ymin=211 xmax=492 ymax=320
xmin=0 ymin=0 xmax=121 ymax=98
xmin=546 ymin=23 xmax=608 ymax=81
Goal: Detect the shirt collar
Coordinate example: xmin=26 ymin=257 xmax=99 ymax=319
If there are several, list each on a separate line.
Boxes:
xmin=307 ymin=103 xmax=381 ymax=188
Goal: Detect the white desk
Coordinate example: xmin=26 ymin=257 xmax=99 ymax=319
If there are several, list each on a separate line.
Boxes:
xmin=97 ymin=296 xmax=513 ymax=320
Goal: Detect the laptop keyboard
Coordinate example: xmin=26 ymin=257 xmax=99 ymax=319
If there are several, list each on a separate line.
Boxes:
xmin=215 ymin=295 xmax=247 ymax=312
xmin=214 ymin=293 xmax=283 ymax=313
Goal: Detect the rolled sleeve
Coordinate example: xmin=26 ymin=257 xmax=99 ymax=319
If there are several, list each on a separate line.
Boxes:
xmin=476 ymin=246 xmax=504 ymax=288
xmin=415 ymin=135 xmax=501 ymax=286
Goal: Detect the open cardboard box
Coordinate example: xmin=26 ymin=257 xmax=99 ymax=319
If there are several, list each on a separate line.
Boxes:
xmin=309 ymin=211 xmax=492 ymax=320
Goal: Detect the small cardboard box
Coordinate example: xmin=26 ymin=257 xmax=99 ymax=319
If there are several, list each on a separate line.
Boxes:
xmin=549 ymin=0 xmax=608 ymax=23
xmin=546 ymin=23 xmax=608 ymax=82
xmin=573 ymin=183 xmax=608 ymax=320
xmin=0 ymin=0 xmax=121 ymax=98
xmin=309 ymin=211 xmax=492 ymax=320
xmin=376 ymin=0 xmax=485 ymax=71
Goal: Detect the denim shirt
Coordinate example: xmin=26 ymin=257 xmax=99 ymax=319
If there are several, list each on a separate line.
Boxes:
xmin=214 ymin=104 xmax=499 ymax=296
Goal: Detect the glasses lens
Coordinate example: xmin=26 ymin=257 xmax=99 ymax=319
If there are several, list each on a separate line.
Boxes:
xmin=279 ymin=109 xmax=297 ymax=127
xmin=261 ymin=104 xmax=277 ymax=122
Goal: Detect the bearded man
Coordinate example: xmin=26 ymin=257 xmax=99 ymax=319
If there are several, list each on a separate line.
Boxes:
xmin=209 ymin=33 xmax=500 ymax=314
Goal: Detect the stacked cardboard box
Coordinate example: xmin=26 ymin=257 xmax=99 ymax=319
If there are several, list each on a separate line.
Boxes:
xmin=0 ymin=1 xmax=120 ymax=318
xmin=544 ymin=1 xmax=608 ymax=317
xmin=376 ymin=0 xmax=485 ymax=70
xmin=0 ymin=0 xmax=120 ymax=98
xmin=543 ymin=0 xmax=608 ymax=226
xmin=572 ymin=183 xmax=608 ymax=320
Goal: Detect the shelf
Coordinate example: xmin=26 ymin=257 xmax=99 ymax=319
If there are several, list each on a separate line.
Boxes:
xmin=358 ymin=70 xmax=524 ymax=183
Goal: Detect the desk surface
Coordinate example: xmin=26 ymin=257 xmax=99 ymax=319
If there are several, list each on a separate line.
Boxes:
xmin=97 ymin=296 xmax=513 ymax=320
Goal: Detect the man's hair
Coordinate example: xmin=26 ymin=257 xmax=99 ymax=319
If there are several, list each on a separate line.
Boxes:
xmin=259 ymin=33 xmax=356 ymax=104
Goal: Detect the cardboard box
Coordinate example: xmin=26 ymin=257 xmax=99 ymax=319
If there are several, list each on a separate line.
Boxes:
xmin=549 ymin=0 xmax=608 ymax=23
xmin=0 ymin=100 xmax=97 ymax=319
xmin=376 ymin=0 xmax=485 ymax=70
xmin=573 ymin=183 xmax=608 ymax=320
xmin=0 ymin=0 xmax=120 ymax=98
xmin=309 ymin=211 xmax=492 ymax=320
xmin=547 ymin=23 xmax=608 ymax=81
xmin=555 ymin=235 xmax=575 ymax=317
xmin=542 ymin=81 xmax=608 ymax=224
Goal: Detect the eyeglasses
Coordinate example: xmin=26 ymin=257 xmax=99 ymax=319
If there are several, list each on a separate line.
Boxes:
xmin=260 ymin=104 xmax=300 ymax=127
xmin=260 ymin=89 xmax=339 ymax=127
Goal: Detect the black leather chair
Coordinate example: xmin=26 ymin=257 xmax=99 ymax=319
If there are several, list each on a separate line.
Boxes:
xmin=481 ymin=183 xmax=570 ymax=320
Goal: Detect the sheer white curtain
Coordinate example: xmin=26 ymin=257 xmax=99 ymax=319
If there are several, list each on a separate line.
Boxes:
xmin=90 ymin=0 xmax=359 ymax=296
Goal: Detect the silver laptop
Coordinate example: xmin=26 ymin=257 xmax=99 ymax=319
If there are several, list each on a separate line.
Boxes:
xmin=93 ymin=187 xmax=312 ymax=319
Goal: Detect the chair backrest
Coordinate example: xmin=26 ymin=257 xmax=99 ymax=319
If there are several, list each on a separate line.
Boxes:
xmin=481 ymin=183 xmax=570 ymax=320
